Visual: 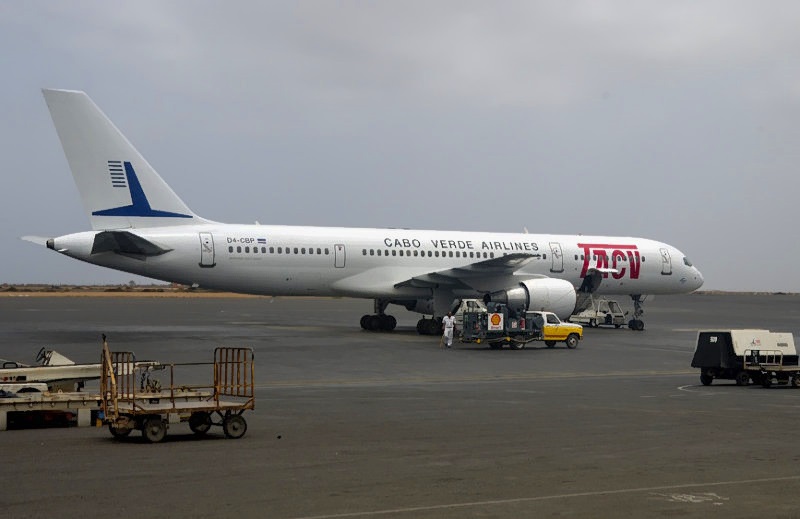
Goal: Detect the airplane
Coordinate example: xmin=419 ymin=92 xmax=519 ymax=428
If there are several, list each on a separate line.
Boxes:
xmin=27 ymin=89 xmax=704 ymax=334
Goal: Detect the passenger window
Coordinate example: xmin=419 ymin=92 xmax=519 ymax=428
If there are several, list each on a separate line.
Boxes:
xmin=377 ymin=250 xmax=382 ymax=256
xmin=294 ymin=248 xmax=298 ymax=254
xmin=228 ymin=246 xmax=233 ymax=253
xmin=317 ymin=248 xmax=321 ymax=254
xmin=370 ymin=249 xmax=374 ymax=256
xmin=269 ymin=247 xmax=274 ymax=253
xmin=245 ymin=247 xmax=250 ymax=253
xmin=325 ymin=248 xmax=329 ymax=255
xmin=237 ymin=246 xmax=242 ymax=253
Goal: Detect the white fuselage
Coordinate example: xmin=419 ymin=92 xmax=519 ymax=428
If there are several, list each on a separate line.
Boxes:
xmin=52 ymin=224 xmax=704 ymax=299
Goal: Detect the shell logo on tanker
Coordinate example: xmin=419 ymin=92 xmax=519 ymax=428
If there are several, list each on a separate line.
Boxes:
xmin=490 ymin=313 xmax=502 ymax=326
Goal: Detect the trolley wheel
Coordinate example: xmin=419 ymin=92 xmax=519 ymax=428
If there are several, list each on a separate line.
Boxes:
xmin=565 ymin=334 xmax=579 ymax=349
xmin=761 ymin=376 xmax=772 ymax=388
xmin=700 ymin=371 xmax=713 ymax=386
xmin=142 ymin=417 xmax=167 ymax=443
xmin=735 ymin=372 xmax=750 ymax=386
xmin=545 ymin=340 xmax=556 ymax=348
xmin=589 ymin=319 xmax=597 ymax=328
xmin=108 ymin=423 xmax=132 ymax=438
xmin=223 ymin=414 xmax=247 ymax=439
xmin=189 ymin=412 xmax=212 ymax=435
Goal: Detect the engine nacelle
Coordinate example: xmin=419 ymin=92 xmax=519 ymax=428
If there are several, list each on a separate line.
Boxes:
xmin=402 ymin=299 xmax=435 ymax=315
xmin=483 ymin=278 xmax=577 ymax=319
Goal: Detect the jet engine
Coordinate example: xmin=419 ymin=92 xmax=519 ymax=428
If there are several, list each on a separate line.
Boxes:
xmin=483 ymin=278 xmax=577 ymax=319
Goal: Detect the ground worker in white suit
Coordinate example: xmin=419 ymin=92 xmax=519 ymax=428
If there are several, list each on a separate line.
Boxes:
xmin=441 ymin=311 xmax=456 ymax=349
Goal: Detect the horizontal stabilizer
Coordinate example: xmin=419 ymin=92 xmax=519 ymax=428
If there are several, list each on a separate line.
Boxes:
xmin=91 ymin=231 xmax=171 ymax=256
xmin=21 ymin=235 xmax=51 ymax=246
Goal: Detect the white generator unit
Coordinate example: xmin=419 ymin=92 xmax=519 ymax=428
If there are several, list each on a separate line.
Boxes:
xmin=691 ymin=329 xmax=798 ymax=386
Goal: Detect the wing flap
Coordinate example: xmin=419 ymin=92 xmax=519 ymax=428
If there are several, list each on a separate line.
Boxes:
xmin=394 ymin=253 xmax=539 ymax=290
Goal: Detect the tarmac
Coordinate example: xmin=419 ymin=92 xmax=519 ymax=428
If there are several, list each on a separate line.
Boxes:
xmin=2 ymin=293 xmax=800 ymax=518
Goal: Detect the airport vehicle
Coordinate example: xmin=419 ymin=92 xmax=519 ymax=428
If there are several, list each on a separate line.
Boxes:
xmin=691 ymin=330 xmax=798 ymax=386
xmin=569 ymin=296 xmax=626 ymax=328
xmin=0 ymin=348 xmax=101 ymax=392
xmin=101 ymin=338 xmax=254 ymax=443
xmin=461 ymin=304 xmax=583 ymax=349
xmin=28 ymin=89 xmax=704 ymax=334
xmin=452 ymin=298 xmax=488 ymax=327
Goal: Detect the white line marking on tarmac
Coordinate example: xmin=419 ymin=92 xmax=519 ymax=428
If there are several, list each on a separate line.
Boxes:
xmin=678 ymin=384 xmax=716 ymax=395
xmin=287 ymin=475 xmax=800 ymax=519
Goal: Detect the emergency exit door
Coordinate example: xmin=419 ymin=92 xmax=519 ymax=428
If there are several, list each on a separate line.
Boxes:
xmin=334 ymin=244 xmax=346 ymax=268
xmin=659 ymin=247 xmax=672 ymax=275
xmin=199 ymin=232 xmax=215 ymax=268
xmin=549 ymin=242 xmax=564 ymax=273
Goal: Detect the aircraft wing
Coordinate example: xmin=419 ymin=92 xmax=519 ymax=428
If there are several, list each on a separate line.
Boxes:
xmin=394 ymin=252 xmax=542 ymax=291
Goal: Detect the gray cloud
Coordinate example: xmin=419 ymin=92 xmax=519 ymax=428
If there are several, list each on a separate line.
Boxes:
xmin=2 ymin=1 xmax=799 ymax=290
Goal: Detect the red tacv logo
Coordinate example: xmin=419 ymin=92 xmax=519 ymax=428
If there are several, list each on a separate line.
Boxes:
xmin=578 ymin=243 xmax=641 ymax=279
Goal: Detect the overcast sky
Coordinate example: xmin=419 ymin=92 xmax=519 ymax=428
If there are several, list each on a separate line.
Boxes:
xmin=2 ymin=1 xmax=799 ymax=291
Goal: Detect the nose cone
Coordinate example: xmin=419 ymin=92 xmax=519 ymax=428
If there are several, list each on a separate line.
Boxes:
xmin=689 ymin=267 xmax=704 ymax=291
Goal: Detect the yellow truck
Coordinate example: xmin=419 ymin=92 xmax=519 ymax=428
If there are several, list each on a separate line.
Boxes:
xmin=460 ymin=304 xmax=583 ymax=350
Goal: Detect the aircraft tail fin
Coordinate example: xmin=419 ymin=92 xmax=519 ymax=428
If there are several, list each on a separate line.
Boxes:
xmin=42 ymin=89 xmax=209 ymax=230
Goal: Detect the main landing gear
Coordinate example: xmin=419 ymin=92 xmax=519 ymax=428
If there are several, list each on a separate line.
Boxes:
xmin=628 ymin=294 xmax=645 ymax=331
xmin=360 ymin=314 xmax=397 ymax=331
xmin=416 ymin=317 xmax=442 ymax=336
xmin=360 ymin=299 xmax=397 ymax=331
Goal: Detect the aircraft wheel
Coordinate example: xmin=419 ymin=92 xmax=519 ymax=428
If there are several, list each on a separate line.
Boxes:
xmin=700 ymin=371 xmax=713 ymax=386
xmin=565 ymin=334 xmax=579 ymax=349
xmin=223 ymin=414 xmax=247 ymax=439
xmin=142 ymin=417 xmax=167 ymax=443
xmin=367 ymin=315 xmax=382 ymax=331
xmin=545 ymin=340 xmax=556 ymax=348
xmin=426 ymin=320 xmax=440 ymax=335
xmin=380 ymin=315 xmax=397 ymax=331
xmin=360 ymin=315 xmax=370 ymax=330
xmin=735 ymin=372 xmax=749 ymax=386
xmin=189 ymin=412 xmax=212 ymax=435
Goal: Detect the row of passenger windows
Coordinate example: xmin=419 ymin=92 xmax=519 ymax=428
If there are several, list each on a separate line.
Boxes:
xmin=574 ymin=254 xmax=646 ymax=262
xmin=228 ymin=246 xmax=331 ymax=255
xmin=362 ymin=249 xmax=507 ymax=259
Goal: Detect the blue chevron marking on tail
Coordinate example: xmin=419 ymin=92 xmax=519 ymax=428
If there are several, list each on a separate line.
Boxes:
xmin=92 ymin=162 xmax=192 ymax=219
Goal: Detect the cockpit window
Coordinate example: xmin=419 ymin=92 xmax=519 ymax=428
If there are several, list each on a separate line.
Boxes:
xmin=683 ymin=257 xmax=693 ymax=267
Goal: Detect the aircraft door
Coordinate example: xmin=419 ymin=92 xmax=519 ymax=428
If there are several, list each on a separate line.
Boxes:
xmin=199 ymin=232 xmax=216 ymax=267
xmin=549 ymin=242 xmax=564 ymax=273
xmin=334 ymin=244 xmax=346 ymax=268
xmin=659 ymin=248 xmax=672 ymax=275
